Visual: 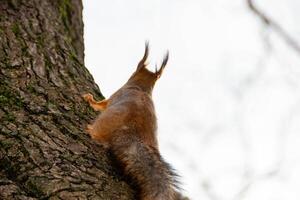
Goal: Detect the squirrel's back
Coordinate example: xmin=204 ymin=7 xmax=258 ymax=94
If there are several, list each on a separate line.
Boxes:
xmin=91 ymin=86 xmax=158 ymax=148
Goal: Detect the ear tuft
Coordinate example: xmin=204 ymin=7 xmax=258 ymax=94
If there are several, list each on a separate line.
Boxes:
xmin=137 ymin=42 xmax=149 ymax=71
xmin=155 ymin=50 xmax=169 ymax=79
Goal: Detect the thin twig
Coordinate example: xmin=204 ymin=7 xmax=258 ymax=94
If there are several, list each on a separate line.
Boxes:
xmin=247 ymin=0 xmax=300 ymax=55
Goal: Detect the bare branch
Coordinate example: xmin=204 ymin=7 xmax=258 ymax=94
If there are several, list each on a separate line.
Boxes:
xmin=247 ymin=0 xmax=300 ymax=55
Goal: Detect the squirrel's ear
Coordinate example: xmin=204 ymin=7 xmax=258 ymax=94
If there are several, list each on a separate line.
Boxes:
xmin=155 ymin=51 xmax=169 ymax=79
xmin=136 ymin=42 xmax=149 ymax=71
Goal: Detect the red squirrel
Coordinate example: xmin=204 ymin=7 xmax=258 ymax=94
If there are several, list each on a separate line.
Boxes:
xmin=83 ymin=43 xmax=187 ymax=200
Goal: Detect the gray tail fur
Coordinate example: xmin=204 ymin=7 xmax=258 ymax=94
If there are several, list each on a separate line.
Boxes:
xmin=110 ymin=132 xmax=181 ymax=200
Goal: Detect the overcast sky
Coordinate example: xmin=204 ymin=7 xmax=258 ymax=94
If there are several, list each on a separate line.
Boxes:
xmin=83 ymin=1 xmax=300 ymax=199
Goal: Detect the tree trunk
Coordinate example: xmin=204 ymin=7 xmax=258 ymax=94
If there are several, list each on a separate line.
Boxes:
xmin=0 ymin=0 xmax=134 ymax=199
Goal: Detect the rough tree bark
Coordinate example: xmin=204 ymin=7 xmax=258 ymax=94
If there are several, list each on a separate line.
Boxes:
xmin=0 ymin=0 xmax=135 ymax=199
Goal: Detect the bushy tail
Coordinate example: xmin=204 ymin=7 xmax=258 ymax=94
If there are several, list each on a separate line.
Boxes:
xmin=110 ymin=132 xmax=181 ymax=200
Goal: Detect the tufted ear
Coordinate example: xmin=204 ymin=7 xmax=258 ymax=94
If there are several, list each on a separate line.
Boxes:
xmin=155 ymin=51 xmax=169 ymax=79
xmin=136 ymin=41 xmax=149 ymax=71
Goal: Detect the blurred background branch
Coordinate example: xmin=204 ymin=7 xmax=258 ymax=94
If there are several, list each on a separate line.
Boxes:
xmin=247 ymin=0 xmax=300 ymax=55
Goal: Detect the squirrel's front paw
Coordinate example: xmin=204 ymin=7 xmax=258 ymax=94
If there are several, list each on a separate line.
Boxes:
xmin=82 ymin=93 xmax=93 ymax=102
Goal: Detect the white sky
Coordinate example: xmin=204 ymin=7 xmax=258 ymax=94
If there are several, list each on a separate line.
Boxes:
xmin=83 ymin=1 xmax=300 ymax=199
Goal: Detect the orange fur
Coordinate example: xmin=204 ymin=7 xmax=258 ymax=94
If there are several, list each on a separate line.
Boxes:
xmin=83 ymin=93 xmax=108 ymax=111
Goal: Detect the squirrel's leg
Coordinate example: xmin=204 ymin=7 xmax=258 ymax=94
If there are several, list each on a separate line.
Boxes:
xmin=85 ymin=124 xmax=99 ymax=140
xmin=86 ymin=124 xmax=93 ymax=134
xmin=85 ymin=124 xmax=109 ymax=148
xmin=83 ymin=93 xmax=108 ymax=111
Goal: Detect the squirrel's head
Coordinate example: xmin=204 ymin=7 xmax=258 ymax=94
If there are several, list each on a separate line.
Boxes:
xmin=127 ymin=42 xmax=169 ymax=94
